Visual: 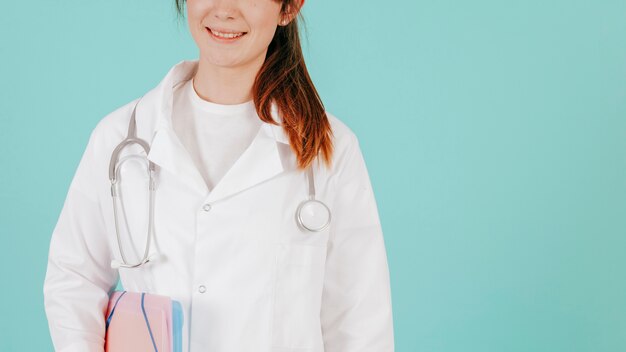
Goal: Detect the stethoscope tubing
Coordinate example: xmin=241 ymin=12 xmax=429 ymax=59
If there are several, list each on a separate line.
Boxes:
xmin=109 ymin=98 xmax=331 ymax=269
xmin=111 ymin=155 xmax=156 ymax=269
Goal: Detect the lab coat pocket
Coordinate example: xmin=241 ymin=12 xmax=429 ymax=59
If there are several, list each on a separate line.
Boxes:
xmin=272 ymin=243 xmax=327 ymax=350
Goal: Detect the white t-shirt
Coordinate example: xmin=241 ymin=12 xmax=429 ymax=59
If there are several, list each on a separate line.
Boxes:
xmin=171 ymin=78 xmax=262 ymax=192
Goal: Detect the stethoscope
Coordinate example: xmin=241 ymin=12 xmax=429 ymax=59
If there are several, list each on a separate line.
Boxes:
xmin=109 ymin=98 xmax=331 ymax=269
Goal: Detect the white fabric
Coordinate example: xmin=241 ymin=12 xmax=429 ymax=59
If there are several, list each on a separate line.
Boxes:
xmin=172 ymin=78 xmax=262 ymax=192
xmin=43 ymin=59 xmax=395 ymax=352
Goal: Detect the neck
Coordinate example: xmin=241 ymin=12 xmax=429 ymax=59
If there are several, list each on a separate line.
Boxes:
xmin=193 ymin=54 xmax=265 ymax=105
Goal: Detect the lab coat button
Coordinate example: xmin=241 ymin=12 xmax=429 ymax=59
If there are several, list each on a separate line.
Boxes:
xmin=202 ymin=203 xmax=212 ymax=212
xmin=198 ymin=285 xmax=207 ymax=293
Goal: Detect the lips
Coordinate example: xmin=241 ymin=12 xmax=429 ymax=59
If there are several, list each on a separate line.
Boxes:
xmin=206 ymin=27 xmax=247 ymax=40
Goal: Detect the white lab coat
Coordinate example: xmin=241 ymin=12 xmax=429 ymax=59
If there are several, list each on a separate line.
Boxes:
xmin=43 ymin=59 xmax=394 ymax=352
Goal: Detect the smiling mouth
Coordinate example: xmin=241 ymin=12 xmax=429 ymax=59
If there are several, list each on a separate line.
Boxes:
xmin=206 ymin=27 xmax=247 ymax=40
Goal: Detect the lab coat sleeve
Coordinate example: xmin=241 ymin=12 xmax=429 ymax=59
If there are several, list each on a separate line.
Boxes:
xmin=320 ymin=132 xmax=395 ymax=351
xmin=43 ymin=126 xmax=119 ymax=352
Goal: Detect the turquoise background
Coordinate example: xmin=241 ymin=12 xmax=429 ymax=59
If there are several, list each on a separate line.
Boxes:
xmin=1 ymin=0 xmax=625 ymax=350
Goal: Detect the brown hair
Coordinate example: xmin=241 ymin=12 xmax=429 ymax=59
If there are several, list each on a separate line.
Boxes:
xmin=175 ymin=0 xmax=334 ymax=171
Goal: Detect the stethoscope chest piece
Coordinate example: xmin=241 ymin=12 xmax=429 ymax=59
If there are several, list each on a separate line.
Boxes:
xmin=295 ymin=166 xmax=331 ymax=233
xmin=296 ymin=198 xmax=331 ymax=232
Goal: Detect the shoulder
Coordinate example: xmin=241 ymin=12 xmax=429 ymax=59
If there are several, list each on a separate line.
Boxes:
xmin=325 ymin=110 xmax=363 ymax=167
xmin=65 ymin=98 xmax=140 ymax=202
xmin=323 ymin=111 xmax=378 ymax=220
xmin=91 ymin=98 xmax=142 ymax=141
xmin=77 ymin=97 xmax=143 ymax=181
xmin=83 ymin=96 xmax=154 ymax=160
xmin=326 ymin=110 xmax=360 ymax=152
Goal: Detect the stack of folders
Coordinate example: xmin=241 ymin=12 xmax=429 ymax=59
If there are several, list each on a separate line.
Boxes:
xmin=105 ymin=291 xmax=183 ymax=352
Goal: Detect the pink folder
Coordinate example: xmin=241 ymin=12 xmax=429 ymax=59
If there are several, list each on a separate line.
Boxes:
xmin=105 ymin=291 xmax=179 ymax=352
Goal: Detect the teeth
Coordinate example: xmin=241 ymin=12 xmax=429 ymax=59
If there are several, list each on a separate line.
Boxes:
xmin=210 ymin=29 xmax=244 ymax=39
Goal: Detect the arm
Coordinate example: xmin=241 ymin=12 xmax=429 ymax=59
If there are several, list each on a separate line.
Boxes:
xmin=43 ymin=127 xmax=119 ymax=352
xmin=320 ymin=132 xmax=395 ymax=351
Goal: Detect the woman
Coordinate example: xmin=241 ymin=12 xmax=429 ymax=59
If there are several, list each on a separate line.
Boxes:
xmin=43 ymin=0 xmax=394 ymax=351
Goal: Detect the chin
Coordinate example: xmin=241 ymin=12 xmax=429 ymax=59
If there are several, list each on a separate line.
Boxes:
xmin=200 ymin=54 xmax=243 ymax=68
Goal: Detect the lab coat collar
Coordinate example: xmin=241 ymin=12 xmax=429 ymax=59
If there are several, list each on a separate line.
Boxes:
xmin=134 ymin=59 xmax=292 ymax=202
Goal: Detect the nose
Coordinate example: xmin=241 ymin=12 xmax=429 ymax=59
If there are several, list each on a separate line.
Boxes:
xmin=212 ymin=0 xmax=237 ymax=21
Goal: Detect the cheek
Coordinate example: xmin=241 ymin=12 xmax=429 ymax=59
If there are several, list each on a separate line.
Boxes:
xmin=248 ymin=14 xmax=280 ymax=47
xmin=255 ymin=23 xmax=278 ymax=46
xmin=186 ymin=0 xmax=205 ymax=34
xmin=247 ymin=1 xmax=282 ymax=38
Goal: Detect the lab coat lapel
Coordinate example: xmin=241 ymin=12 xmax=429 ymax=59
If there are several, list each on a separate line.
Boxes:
xmin=134 ymin=60 xmax=209 ymax=195
xmin=148 ymin=127 xmax=209 ymax=195
xmin=205 ymin=121 xmax=285 ymax=203
xmin=137 ymin=59 xmax=291 ymax=200
xmin=147 ymin=113 xmax=288 ymax=201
